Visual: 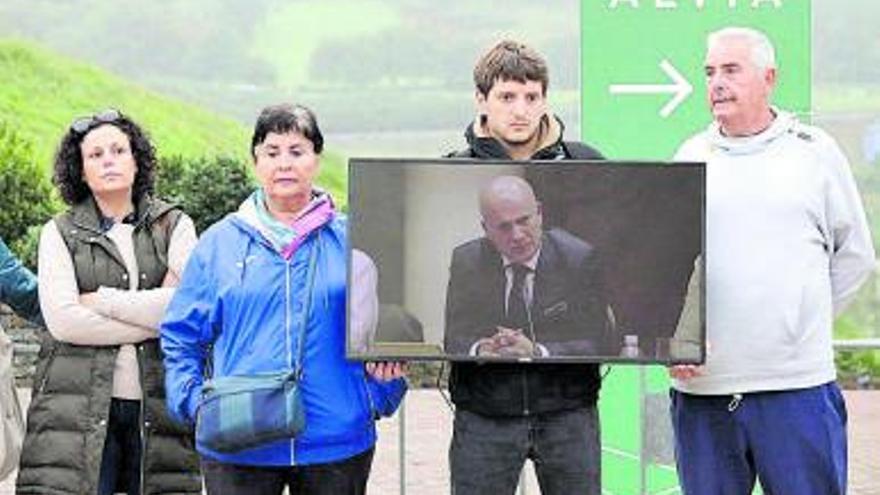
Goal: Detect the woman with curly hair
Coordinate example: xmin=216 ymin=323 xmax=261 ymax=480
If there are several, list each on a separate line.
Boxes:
xmin=16 ymin=109 xmax=202 ymax=495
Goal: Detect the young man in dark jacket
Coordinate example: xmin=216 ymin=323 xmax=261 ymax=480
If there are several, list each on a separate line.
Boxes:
xmin=445 ymin=40 xmax=604 ymax=495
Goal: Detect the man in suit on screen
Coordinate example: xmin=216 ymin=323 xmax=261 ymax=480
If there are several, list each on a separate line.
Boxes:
xmin=444 ymin=175 xmax=611 ymax=358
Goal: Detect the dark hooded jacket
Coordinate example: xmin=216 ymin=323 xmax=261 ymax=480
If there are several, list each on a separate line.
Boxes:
xmin=447 ymin=114 xmax=606 ymax=417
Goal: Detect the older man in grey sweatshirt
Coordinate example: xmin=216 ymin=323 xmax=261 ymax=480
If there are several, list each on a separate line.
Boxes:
xmin=669 ymin=27 xmax=876 ymax=495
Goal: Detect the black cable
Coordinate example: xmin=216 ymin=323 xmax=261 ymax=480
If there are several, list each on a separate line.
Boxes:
xmin=600 ymin=364 xmax=613 ymax=381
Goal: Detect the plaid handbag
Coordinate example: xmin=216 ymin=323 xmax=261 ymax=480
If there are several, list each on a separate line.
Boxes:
xmin=196 ymin=242 xmax=319 ymax=453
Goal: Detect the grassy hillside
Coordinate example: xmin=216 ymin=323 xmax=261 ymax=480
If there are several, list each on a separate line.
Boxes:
xmin=0 ymin=38 xmax=345 ymax=201
xmin=0 ymin=39 xmax=249 ymax=165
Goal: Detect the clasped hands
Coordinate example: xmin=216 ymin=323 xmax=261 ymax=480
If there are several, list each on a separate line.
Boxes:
xmin=365 ymin=361 xmax=407 ymax=382
xmin=476 ymin=326 xmax=538 ymax=357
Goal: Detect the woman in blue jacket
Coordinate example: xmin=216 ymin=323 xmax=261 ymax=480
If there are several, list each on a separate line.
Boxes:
xmin=0 ymin=238 xmax=40 ymax=322
xmin=160 ymin=103 xmax=406 ymax=495
xmin=0 ymin=236 xmax=41 ymax=481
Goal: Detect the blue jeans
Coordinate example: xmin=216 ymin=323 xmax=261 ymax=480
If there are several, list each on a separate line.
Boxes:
xmin=449 ymin=406 xmax=601 ymax=495
xmin=671 ymin=382 xmax=847 ymax=495
xmin=97 ymin=398 xmax=142 ymax=495
xmin=201 ymin=447 xmax=374 ymax=495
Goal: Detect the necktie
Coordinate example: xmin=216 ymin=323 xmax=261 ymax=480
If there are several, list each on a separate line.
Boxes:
xmin=506 ymin=264 xmax=530 ymax=331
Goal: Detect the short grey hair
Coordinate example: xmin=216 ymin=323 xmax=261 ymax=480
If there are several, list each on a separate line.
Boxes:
xmin=707 ymin=26 xmax=776 ymax=71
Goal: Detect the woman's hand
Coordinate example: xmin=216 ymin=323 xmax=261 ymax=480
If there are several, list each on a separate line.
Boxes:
xmin=365 ymin=361 xmax=408 ymax=381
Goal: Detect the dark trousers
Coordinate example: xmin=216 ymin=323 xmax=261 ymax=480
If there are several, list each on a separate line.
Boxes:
xmin=201 ymin=448 xmax=374 ymax=495
xmin=449 ymin=406 xmax=601 ymax=495
xmin=98 ymin=398 xmax=143 ymax=495
xmin=671 ymin=382 xmax=848 ymax=495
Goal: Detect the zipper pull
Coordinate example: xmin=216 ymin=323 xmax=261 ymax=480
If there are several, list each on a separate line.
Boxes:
xmin=727 ymin=393 xmax=743 ymax=412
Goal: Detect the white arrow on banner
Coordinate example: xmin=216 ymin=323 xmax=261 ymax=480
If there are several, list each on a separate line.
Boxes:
xmin=609 ymin=59 xmax=693 ymax=118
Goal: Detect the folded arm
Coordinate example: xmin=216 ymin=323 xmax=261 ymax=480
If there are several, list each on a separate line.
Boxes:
xmin=39 ymin=221 xmax=159 ymax=345
xmin=87 ymin=215 xmax=198 ymax=329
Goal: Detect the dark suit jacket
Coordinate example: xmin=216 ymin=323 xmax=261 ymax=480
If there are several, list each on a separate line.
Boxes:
xmin=444 ymin=228 xmax=611 ymax=357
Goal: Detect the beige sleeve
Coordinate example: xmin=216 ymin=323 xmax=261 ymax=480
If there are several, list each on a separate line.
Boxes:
xmin=350 ymin=249 xmax=379 ymax=353
xmin=90 ymin=215 xmax=198 ymax=330
xmin=167 ymin=214 xmax=198 ymax=280
xmin=672 ymin=255 xmax=703 ymax=361
xmin=38 ymin=221 xmax=156 ymax=345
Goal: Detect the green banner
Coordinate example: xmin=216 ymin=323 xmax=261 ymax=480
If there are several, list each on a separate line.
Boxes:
xmin=582 ymin=0 xmax=811 ymax=160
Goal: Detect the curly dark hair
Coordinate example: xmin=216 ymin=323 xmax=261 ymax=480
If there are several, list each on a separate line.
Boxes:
xmin=53 ymin=110 xmax=156 ymax=206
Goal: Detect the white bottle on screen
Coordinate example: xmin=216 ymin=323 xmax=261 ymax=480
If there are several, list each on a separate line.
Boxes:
xmin=620 ymin=334 xmax=640 ymax=358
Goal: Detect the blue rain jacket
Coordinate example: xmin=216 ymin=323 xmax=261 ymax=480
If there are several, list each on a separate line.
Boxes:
xmin=161 ymin=211 xmax=405 ymax=466
xmin=0 ymin=237 xmax=41 ymax=324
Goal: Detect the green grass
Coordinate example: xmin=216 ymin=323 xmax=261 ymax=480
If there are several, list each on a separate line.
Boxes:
xmin=0 ymin=38 xmax=248 ymax=166
xmin=0 ymin=38 xmax=346 ymax=204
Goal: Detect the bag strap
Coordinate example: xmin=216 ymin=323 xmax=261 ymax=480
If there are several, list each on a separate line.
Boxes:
xmin=293 ymin=231 xmax=321 ymax=379
xmin=202 ymin=231 xmax=322 ymax=382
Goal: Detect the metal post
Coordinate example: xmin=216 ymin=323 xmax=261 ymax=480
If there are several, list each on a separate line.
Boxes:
xmin=639 ymin=366 xmax=647 ymax=495
xmin=399 ymin=396 xmax=406 ymax=494
xmin=833 ymin=339 xmax=880 ymax=350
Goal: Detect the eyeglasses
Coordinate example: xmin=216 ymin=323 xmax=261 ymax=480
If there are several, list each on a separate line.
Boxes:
xmin=70 ymin=109 xmax=122 ymax=134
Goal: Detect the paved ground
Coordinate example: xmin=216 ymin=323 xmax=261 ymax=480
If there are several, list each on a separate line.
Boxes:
xmin=370 ymin=390 xmax=880 ymax=495
xmin=847 ymin=391 xmax=880 ymax=495
xmin=2 ymin=389 xmax=877 ymax=494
